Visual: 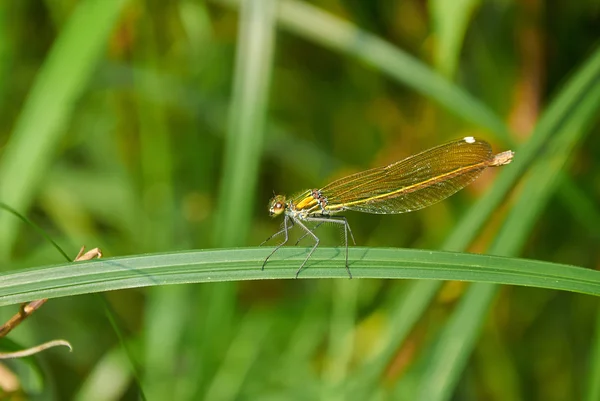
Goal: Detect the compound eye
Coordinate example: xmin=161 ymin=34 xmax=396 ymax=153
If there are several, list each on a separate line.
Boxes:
xmin=269 ymin=201 xmax=285 ymax=216
xmin=268 ymin=194 xmax=287 ymax=216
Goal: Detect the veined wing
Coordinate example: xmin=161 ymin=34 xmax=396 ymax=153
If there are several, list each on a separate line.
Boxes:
xmin=321 ymin=137 xmax=497 ymax=214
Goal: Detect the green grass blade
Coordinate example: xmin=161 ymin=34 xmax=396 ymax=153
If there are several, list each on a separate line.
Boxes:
xmin=322 ymin=280 xmax=359 ymax=400
xmin=277 ymin=288 xmax=329 ymax=392
xmin=345 ymin=280 xmax=443 ymax=399
xmin=585 ymin=308 xmax=600 ymax=401
xmin=558 ymin=173 xmax=600 ymax=239
xmin=0 ymin=0 xmax=127 ymax=260
xmin=143 ymin=285 xmax=192 ymax=398
xmin=73 ymin=346 xmax=131 ymax=401
xmin=135 ymin=19 xmax=175 ymax=250
xmin=430 ymin=0 xmax=482 ymax=77
xmin=214 ymin=0 xmax=277 ymax=247
xmin=417 ymin=283 xmax=496 ymax=401
xmin=203 ymin=311 xmax=272 ymax=401
xmin=0 ymin=247 xmax=599 ymax=307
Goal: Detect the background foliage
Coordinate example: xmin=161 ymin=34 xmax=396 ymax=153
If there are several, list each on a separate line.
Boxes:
xmin=1 ymin=0 xmax=600 ymax=400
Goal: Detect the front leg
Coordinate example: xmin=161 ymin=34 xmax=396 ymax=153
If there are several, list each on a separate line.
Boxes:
xmin=260 ymin=218 xmax=294 ymax=246
xmin=293 ymin=218 xmax=320 ymax=278
xmin=262 ymin=215 xmax=292 ymax=270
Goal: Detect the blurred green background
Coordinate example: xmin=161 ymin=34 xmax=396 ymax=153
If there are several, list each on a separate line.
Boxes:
xmin=1 ymin=0 xmax=600 ymax=400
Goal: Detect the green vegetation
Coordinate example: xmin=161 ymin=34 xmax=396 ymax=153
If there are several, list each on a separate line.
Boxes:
xmin=0 ymin=0 xmax=599 ymax=400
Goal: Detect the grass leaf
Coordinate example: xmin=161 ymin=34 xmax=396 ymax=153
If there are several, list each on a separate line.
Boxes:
xmin=1 ymin=247 xmax=599 ymax=307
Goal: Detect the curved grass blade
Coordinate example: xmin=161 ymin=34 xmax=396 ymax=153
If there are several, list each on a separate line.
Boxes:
xmin=0 ymin=247 xmax=599 ymax=307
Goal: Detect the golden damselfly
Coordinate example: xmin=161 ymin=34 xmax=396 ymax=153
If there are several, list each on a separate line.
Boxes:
xmin=261 ymin=137 xmax=514 ymax=278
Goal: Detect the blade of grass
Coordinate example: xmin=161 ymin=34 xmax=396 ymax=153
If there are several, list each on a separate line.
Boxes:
xmin=585 ymin=307 xmax=600 ymax=401
xmin=321 ymin=280 xmax=359 ymax=401
xmin=430 ymin=0 xmax=482 ymax=78
xmin=557 ymin=173 xmax=600 ymax=240
xmin=214 ymin=0 xmax=276 ymax=248
xmin=418 ymin=282 xmax=496 ymax=401
xmin=202 ymin=0 xmax=277 ymax=397
xmin=344 ymin=280 xmax=443 ymax=399
xmin=278 ymin=286 xmax=330 ymax=389
xmin=473 ymin=316 xmax=524 ymax=401
xmin=134 ymin=17 xmax=175 ymax=251
xmin=202 ymin=311 xmax=272 ymax=401
xmin=73 ymin=346 xmax=131 ymax=401
xmin=416 ymin=46 xmax=600 ymax=401
xmin=95 ymin=294 xmax=147 ymax=400
xmin=0 ymin=247 xmax=599 ymax=307
xmin=0 ymin=0 xmax=127 ymax=261
xmin=212 ymin=0 xmax=511 ymax=142
xmin=143 ymin=285 xmax=192 ymax=399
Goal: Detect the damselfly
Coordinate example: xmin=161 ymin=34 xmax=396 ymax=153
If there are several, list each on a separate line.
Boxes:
xmin=261 ymin=137 xmax=514 ymax=278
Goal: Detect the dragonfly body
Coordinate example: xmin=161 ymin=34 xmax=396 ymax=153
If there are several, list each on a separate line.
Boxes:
xmin=262 ymin=137 xmax=514 ymax=278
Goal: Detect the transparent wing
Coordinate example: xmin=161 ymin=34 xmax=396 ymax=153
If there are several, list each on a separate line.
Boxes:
xmin=320 ymin=138 xmax=495 ymax=214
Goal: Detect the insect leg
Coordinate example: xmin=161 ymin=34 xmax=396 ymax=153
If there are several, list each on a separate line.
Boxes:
xmin=337 ymin=216 xmax=356 ymax=245
xmin=262 ymin=216 xmax=292 ymax=270
xmin=292 ymin=218 xmax=320 ymax=278
xmin=303 ymin=216 xmax=353 ymax=278
xmin=294 ymin=221 xmax=325 ymax=246
xmin=260 ymin=218 xmax=295 ymax=246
